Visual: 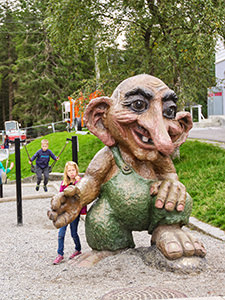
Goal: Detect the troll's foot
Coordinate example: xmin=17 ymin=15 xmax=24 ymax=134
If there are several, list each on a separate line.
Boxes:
xmin=151 ymin=224 xmax=206 ymax=260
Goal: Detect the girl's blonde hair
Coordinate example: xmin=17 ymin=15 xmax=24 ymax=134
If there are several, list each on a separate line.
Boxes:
xmin=63 ymin=161 xmax=79 ymax=186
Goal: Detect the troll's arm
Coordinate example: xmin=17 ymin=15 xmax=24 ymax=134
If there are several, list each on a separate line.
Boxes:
xmin=48 ymin=147 xmax=113 ymax=228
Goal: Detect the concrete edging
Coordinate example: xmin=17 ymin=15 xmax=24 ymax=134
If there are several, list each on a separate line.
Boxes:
xmin=0 ymin=182 xmax=57 ymax=203
xmin=188 ymin=217 xmax=225 ymax=242
xmin=158 ymin=297 xmax=225 ymax=300
xmin=0 ymin=192 xmax=55 ymax=203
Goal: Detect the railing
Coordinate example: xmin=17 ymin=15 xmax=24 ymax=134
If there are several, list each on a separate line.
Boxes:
xmin=184 ymin=104 xmax=205 ymax=123
xmin=1 ymin=121 xmax=68 ymax=143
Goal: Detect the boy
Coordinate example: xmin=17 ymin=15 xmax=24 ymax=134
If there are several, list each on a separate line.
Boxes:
xmin=29 ymin=139 xmax=58 ymax=192
xmin=3 ymin=135 xmax=9 ymax=149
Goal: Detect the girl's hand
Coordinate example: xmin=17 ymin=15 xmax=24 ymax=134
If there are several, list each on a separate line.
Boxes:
xmin=9 ymin=162 xmax=14 ymax=170
xmin=75 ymin=175 xmax=81 ymax=181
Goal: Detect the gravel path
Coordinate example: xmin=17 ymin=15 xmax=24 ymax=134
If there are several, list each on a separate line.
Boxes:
xmin=1 ymin=193 xmax=225 ymax=300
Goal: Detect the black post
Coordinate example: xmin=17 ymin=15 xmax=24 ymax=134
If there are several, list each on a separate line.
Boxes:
xmin=0 ymin=183 xmax=2 ymax=198
xmin=15 ymin=138 xmax=23 ymax=225
xmin=72 ymin=136 xmax=78 ymax=164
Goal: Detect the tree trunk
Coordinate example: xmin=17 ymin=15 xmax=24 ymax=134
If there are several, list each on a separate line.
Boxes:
xmin=171 ymin=147 xmax=180 ymax=160
xmin=2 ymin=98 xmax=6 ymax=123
xmin=8 ymin=78 xmax=13 ymax=120
xmin=94 ymin=44 xmax=100 ymax=88
xmin=7 ymin=34 xmax=14 ymax=120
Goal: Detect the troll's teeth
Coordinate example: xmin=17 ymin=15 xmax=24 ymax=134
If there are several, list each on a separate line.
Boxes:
xmin=142 ymin=136 xmax=149 ymax=143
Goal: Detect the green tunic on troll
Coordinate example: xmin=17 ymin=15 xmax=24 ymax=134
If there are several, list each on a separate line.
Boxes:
xmin=86 ymin=146 xmax=192 ymax=251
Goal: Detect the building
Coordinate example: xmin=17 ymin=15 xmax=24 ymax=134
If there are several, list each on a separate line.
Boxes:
xmin=208 ymin=37 xmax=225 ymax=116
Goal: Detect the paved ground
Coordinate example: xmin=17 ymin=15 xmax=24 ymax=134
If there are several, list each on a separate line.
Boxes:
xmin=1 ymin=178 xmax=225 ymax=300
xmin=188 ymin=127 xmax=225 ymax=143
xmin=1 ymin=127 xmax=225 ymax=300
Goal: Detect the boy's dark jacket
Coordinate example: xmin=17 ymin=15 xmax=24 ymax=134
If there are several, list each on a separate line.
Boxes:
xmin=31 ymin=149 xmax=57 ymax=169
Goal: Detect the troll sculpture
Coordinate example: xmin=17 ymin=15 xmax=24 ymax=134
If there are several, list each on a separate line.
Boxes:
xmin=48 ymin=74 xmax=206 ymax=264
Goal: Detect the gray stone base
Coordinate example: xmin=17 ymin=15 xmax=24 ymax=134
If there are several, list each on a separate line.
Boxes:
xmin=135 ymin=245 xmax=207 ymax=274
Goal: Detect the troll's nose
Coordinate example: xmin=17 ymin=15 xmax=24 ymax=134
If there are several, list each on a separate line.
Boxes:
xmin=138 ymin=103 xmax=175 ymax=155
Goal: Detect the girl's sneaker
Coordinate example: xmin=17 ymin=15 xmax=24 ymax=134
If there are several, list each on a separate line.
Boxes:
xmin=53 ymin=254 xmax=64 ymax=265
xmin=69 ymin=251 xmax=81 ymax=259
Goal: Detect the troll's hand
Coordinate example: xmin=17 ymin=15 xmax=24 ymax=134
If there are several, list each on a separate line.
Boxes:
xmin=47 ymin=186 xmax=81 ymax=228
xmin=150 ymin=179 xmax=186 ymax=212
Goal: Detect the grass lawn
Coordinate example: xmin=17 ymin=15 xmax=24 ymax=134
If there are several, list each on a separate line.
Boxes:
xmin=174 ymin=140 xmax=225 ymax=230
xmin=3 ymin=133 xmax=225 ymax=230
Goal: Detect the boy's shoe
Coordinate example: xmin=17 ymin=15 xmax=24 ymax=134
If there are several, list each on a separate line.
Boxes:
xmin=53 ymin=254 xmax=64 ymax=265
xmin=35 ymin=185 xmax=39 ymax=191
xmin=69 ymin=250 xmax=81 ymax=259
xmin=43 ymin=185 xmax=48 ymax=192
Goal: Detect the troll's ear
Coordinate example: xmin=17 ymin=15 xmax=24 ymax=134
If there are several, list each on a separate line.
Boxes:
xmin=84 ymin=96 xmax=116 ymax=146
xmin=174 ymin=111 xmax=193 ymax=147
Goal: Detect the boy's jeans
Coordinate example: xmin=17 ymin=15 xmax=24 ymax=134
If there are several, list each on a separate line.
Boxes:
xmin=57 ymin=215 xmax=81 ymax=256
xmin=36 ymin=166 xmax=49 ymax=186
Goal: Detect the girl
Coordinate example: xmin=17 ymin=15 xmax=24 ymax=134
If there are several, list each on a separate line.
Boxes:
xmin=53 ymin=161 xmax=87 ymax=265
xmin=0 ymin=161 xmax=14 ymax=184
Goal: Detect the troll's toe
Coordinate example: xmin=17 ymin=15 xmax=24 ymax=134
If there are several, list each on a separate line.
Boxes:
xmin=151 ymin=225 xmax=206 ymax=260
xmin=161 ymin=241 xmax=183 ymax=260
xmin=194 ymin=241 xmax=206 ymax=257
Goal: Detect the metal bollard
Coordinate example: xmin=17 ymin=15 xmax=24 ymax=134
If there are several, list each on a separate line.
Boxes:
xmin=0 ymin=183 xmax=2 ymax=198
xmin=15 ymin=138 xmax=23 ymax=225
xmin=72 ymin=136 xmax=78 ymax=164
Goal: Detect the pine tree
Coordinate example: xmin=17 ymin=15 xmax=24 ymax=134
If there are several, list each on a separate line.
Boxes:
xmin=0 ymin=1 xmax=17 ymax=128
xmin=12 ymin=0 xmax=95 ymax=127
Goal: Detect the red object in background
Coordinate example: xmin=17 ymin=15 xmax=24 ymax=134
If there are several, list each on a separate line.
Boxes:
xmin=4 ymin=120 xmax=26 ymax=142
xmin=208 ymin=92 xmax=222 ymax=97
xmin=68 ymin=90 xmax=103 ymax=129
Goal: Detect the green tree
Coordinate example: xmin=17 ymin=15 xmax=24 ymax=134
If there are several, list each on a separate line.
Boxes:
xmin=45 ymin=0 xmax=225 ymax=114
xmin=119 ymin=0 xmax=224 ymax=110
xmin=0 ymin=1 xmax=17 ymax=128
xmin=0 ymin=0 xmax=95 ymax=128
xmin=12 ymin=0 xmax=70 ymax=125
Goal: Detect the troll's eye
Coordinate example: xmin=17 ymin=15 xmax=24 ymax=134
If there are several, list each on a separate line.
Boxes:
xmin=131 ymin=100 xmax=147 ymax=111
xmin=124 ymin=98 xmax=149 ymax=113
xmin=163 ymin=101 xmax=177 ymax=119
